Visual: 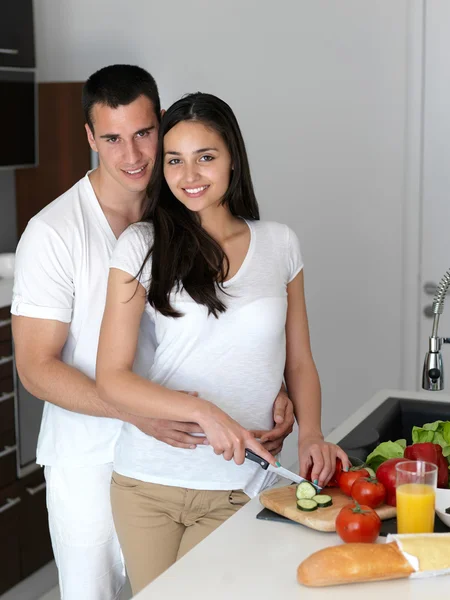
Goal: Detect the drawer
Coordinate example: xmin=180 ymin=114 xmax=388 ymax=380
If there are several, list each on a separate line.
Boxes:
xmin=0 ymin=444 xmax=17 ymax=488
xmin=19 ymin=469 xmax=54 ymax=577
xmin=0 ymin=430 xmax=15 ymax=453
xmin=0 ymin=340 xmax=12 ymax=357
xmin=0 ymin=357 xmax=13 ymax=379
xmin=0 ymin=357 xmax=14 ymax=394
xmin=0 ymin=375 xmax=13 ymax=394
xmin=0 ymin=485 xmax=22 ymax=594
xmin=0 ymin=393 xmax=14 ymax=436
xmin=0 ymin=320 xmax=12 ymax=342
xmin=0 ymin=307 xmax=11 ymax=321
xmin=0 ymin=307 xmax=11 ymax=344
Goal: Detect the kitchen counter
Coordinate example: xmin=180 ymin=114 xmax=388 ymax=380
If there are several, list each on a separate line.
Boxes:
xmin=135 ymin=389 xmax=450 ymax=600
xmin=0 ymin=277 xmax=13 ymax=309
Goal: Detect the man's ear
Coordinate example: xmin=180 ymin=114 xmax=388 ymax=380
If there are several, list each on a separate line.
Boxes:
xmin=160 ymin=108 xmax=166 ymax=119
xmin=85 ymin=123 xmax=98 ymax=152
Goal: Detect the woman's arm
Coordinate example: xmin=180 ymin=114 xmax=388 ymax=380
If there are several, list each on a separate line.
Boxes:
xmin=96 ymin=267 xmax=276 ymax=466
xmin=284 ymin=270 xmax=350 ymax=486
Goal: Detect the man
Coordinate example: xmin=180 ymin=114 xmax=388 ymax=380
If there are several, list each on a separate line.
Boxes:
xmin=12 ymin=65 xmax=294 ymax=600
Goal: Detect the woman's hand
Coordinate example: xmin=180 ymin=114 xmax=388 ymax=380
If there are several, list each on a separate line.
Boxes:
xmin=298 ymin=435 xmax=351 ymax=488
xmin=198 ymin=402 xmax=277 ymax=467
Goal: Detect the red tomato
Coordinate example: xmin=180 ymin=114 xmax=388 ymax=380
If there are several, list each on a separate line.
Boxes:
xmin=326 ymin=458 xmax=343 ymax=488
xmin=339 ymin=468 xmax=370 ymax=496
xmin=376 ymin=458 xmax=405 ymax=507
xmin=351 ymin=477 xmax=386 ymax=508
xmin=335 ymin=502 xmax=382 ymax=543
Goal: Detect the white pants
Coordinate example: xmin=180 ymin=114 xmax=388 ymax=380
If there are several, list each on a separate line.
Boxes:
xmin=44 ymin=463 xmax=126 ymax=600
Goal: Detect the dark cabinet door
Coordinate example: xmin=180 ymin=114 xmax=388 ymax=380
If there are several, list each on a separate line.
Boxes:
xmin=19 ymin=469 xmax=54 ymax=577
xmin=0 ymin=481 xmax=22 ymax=595
xmin=16 ymin=82 xmax=91 ymax=236
xmin=0 ymin=0 xmax=35 ymax=68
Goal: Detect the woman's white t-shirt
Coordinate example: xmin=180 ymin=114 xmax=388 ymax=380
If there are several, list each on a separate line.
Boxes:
xmin=110 ymin=219 xmax=303 ymax=497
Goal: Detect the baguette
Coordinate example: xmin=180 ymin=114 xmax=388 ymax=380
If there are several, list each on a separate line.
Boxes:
xmin=297 ymin=542 xmax=414 ymax=587
xmin=298 ymin=534 xmax=450 ymax=587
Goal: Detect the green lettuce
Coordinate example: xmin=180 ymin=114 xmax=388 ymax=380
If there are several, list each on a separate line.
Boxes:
xmin=412 ymin=421 xmax=450 ymax=461
xmin=365 ymin=439 xmax=406 ymax=471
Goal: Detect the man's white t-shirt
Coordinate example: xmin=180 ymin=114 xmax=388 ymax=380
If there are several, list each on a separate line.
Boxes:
xmin=110 ymin=219 xmax=303 ymax=497
xmin=11 ymin=173 xmax=155 ymax=467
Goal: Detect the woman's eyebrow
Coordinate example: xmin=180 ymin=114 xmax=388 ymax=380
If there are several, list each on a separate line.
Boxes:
xmin=164 ymin=147 xmax=219 ymax=156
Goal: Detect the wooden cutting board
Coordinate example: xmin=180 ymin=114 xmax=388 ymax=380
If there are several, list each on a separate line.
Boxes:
xmin=259 ymin=485 xmax=396 ymax=532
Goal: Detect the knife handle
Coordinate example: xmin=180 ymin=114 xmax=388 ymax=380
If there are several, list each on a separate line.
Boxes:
xmin=244 ymin=448 xmax=269 ymax=470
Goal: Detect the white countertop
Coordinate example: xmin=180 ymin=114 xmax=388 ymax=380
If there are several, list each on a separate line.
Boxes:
xmin=0 ymin=277 xmax=13 ymax=309
xmin=135 ymin=389 xmax=450 ymax=600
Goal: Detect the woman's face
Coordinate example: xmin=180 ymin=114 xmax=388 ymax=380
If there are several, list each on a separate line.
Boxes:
xmin=163 ymin=120 xmax=232 ymax=216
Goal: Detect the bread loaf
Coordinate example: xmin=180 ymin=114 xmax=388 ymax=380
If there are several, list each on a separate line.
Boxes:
xmin=297 ymin=542 xmax=414 ymax=587
xmin=297 ymin=534 xmax=450 ymax=587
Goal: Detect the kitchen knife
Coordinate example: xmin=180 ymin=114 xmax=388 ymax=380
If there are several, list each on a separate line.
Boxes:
xmin=244 ymin=448 xmax=322 ymax=492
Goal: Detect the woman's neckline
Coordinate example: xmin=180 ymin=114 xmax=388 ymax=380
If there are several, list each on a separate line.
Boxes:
xmin=221 ymin=219 xmax=255 ymax=287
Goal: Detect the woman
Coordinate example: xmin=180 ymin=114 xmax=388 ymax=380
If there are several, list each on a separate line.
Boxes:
xmin=96 ymin=92 xmax=350 ymax=593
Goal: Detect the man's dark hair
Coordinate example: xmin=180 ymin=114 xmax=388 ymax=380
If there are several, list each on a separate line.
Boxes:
xmin=82 ymin=64 xmax=161 ymax=132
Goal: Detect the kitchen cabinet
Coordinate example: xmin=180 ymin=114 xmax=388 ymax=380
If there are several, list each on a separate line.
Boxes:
xmin=0 ymin=305 xmax=54 ymax=595
xmin=0 ymin=0 xmax=35 ymax=68
xmin=15 ymin=82 xmax=91 ymax=236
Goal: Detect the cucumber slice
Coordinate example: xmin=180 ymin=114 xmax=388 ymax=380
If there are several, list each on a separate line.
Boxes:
xmin=297 ymin=499 xmax=318 ymax=511
xmin=312 ymin=494 xmax=333 ymax=508
xmin=296 ymin=481 xmax=317 ymax=500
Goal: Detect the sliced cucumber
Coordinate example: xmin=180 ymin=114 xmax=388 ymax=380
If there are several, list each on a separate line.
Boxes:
xmin=296 ymin=481 xmax=317 ymax=500
xmin=297 ymin=499 xmax=318 ymax=512
xmin=313 ymin=494 xmax=333 ymax=508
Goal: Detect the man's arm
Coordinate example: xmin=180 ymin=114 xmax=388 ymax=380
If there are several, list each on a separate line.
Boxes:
xmin=12 ymin=315 xmax=203 ymax=448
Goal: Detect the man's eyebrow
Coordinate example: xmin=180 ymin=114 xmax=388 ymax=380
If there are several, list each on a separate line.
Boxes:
xmin=164 ymin=147 xmax=219 ymax=156
xmin=99 ymin=125 xmax=155 ymax=139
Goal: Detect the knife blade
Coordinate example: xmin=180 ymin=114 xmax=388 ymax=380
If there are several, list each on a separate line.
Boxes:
xmin=244 ymin=448 xmax=322 ymax=492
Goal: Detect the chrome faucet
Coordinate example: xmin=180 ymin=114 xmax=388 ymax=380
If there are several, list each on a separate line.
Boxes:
xmin=422 ymin=269 xmax=450 ymax=390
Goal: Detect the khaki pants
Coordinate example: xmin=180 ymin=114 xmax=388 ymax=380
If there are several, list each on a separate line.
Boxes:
xmin=110 ymin=472 xmax=250 ymax=594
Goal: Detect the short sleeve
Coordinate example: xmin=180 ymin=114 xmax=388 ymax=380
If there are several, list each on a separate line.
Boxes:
xmin=11 ymin=219 xmax=74 ymax=323
xmin=286 ymin=226 xmax=304 ymax=283
xmin=110 ymin=223 xmax=153 ymax=287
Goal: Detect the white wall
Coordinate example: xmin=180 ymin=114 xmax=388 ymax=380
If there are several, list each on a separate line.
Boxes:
xmin=33 ymin=0 xmax=415 ymax=463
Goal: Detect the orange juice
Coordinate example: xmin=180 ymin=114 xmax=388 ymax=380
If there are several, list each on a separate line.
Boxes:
xmin=396 ymin=483 xmax=435 ymax=534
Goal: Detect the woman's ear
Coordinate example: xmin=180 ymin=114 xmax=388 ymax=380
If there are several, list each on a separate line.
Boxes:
xmin=160 ymin=109 xmax=166 ymax=119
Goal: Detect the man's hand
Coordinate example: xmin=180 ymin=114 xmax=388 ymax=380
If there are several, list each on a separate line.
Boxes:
xmin=132 ymin=416 xmax=205 ymax=449
xmin=130 ymin=390 xmax=206 ymax=449
xmin=250 ymin=388 xmax=295 ymax=456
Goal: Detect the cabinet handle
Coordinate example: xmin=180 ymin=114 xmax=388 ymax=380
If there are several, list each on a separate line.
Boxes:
xmin=0 ymin=319 xmax=11 ymax=328
xmin=0 ymin=445 xmax=16 ymax=459
xmin=0 ymin=355 xmax=13 ymax=365
xmin=0 ymin=497 xmax=21 ymax=514
xmin=26 ymin=482 xmax=46 ymax=496
xmin=0 ymin=48 xmax=19 ymax=55
xmin=0 ymin=392 xmax=14 ymax=403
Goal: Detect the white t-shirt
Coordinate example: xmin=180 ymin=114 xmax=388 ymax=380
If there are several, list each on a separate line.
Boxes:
xmin=110 ymin=219 xmax=303 ymax=497
xmin=11 ymin=173 xmax=155 ymax=467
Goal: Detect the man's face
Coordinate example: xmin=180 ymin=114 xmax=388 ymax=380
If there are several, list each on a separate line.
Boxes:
xmin=85 ymin=95 xmax=159 ymax=194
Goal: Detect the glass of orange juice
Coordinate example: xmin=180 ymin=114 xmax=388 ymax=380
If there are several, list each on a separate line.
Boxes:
xmin=396 ymin=460 xmax=437 ymax=534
